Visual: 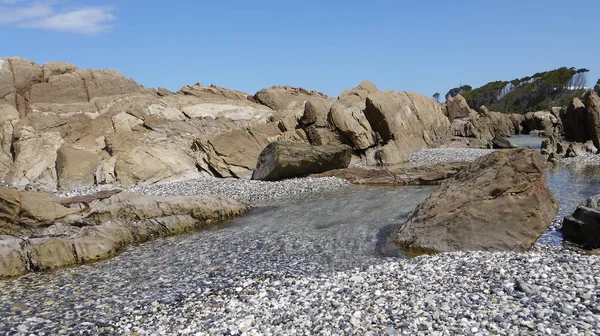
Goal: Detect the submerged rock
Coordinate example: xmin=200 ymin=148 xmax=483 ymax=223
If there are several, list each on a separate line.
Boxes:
xmin=251 ymin=142 xmax=352 ymax=181
xmin=396 ymin=148 xmax=558 ymax=253
xmin=309 ymin=162 xmax=469 ymax=185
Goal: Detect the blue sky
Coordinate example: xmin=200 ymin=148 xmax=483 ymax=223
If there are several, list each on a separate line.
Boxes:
xmin=1 ymin=0 xmax=599 ymax=98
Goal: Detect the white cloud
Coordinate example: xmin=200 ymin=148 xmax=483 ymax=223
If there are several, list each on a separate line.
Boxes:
xmin=0 ymin=1 xmax=115 ymax=35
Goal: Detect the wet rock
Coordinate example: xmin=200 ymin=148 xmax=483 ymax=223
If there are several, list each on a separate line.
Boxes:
xmin=562 ymin=194 xmax=600 ymax=249
xmin=309 ymin=162 xmax=468 ymax=185
xmin=491 ymin=135 xmax=516 ymax=149
xmin=397 ymin=148 xmax=558 ymax=252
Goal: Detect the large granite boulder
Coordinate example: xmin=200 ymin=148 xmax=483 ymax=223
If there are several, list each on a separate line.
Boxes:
xmin=562 ymin=194 xmax=600 ymax=249
xmin=396 ymin=148 xmax=558 ymax=253
xmin=561 ymin=91 xmax=600 ymax=147
xmin=252 ymin=142 xmax=352 ymax=181
xmin=56 ymin=146 xmax=102 ymax=190
xmin=0 ymin=189 xmax=248 ymax=277
xmin=446 ymin=94 xmax=472 ymax=120
xmin=363 ymin=91 xmax=450 ymax=164
xmin=254 ymin=85 xmax=331 ymax=116
xmin=329 ymin=95 xmax=375 ymax=150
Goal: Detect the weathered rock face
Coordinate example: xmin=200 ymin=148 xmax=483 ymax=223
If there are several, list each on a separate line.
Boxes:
xmin=522 ymin=111 xmax=562 ymax=135
xmin=561 ymin=91 xmax=600 ymax=147
xmin=251 ymin=142 xmax=352 ymax=181
xmin=562 ymin=194 xmax=600 ymax=249
xmin=254 ymin=85 xmax=331 ymax=117
xmin=0 ymin=57 xmax=289 ymax=189
xmin=364 ymin=91 xmax=451 ymax=164
xmin=452 ymin=112 xmax=522 ymax=144
xmin=56 ymin=146 xmax=101 ymax=190
xmin=446 ymin=94 xmax=472 ymax=120
xmin=396 ymin=148 xmax=558 ymax=253
xmin=0 ymin=189 xmax=248 ymax=277
xmin=329 ymin=95 xmax=375 ymax=150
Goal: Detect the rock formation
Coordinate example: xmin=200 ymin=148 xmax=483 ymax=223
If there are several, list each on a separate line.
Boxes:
xmin=561 ymin=90 xmax=600 ymax=149
xmin=562 ymin=194 xmax=600 ymax=249
xmin=2 ymin=58 xmax=468 ymax=189
xmin=251 ymin=142 xmax=352 ymax=181
xmin=396 ymin=148 xmax=558 ymax=253
xmin=0 ymin=188 xmax=248 ymax=277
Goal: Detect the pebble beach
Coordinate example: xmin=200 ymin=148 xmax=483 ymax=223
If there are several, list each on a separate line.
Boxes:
xmin=1 ymin=146 xmax=599 ymax=335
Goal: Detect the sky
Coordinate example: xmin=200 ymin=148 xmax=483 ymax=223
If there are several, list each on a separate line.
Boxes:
xmin=1 ymin=0 xmax=599 ymax=98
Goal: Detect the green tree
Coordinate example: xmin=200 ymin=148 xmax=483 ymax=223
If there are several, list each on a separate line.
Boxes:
xmin=595 ymin=79 xmax=600 ymax=94
xmin=432 ymin=92 xmax=440 ymax=102
xmin=445 ymin=85 xmax=471 ymax=101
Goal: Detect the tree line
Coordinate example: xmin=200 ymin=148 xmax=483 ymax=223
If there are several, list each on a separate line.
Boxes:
xmin=439 ymin=67 xmax=594 ymax=114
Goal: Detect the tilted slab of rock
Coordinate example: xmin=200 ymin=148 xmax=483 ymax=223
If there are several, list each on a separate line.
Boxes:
xmin=252 ymin=142 xmax=352 ymax=181
xmin=396 ymin=148 xmax=558 ymax=253
xmin=446 ymin=94 xmax=472 ymax=120
xmin=309 ymin=162 xmax=468 ymax=185
xmin=0 ymin=189 xmax=249 ymax=277
xmin=364 ymin=91 xmax=450 ymax=164
xmin=562 ymin=194 xmax=600 ymax=249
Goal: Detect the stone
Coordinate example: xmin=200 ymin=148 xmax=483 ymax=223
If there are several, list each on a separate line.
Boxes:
xmin=363 ymin=91 xmax=450 ymax=164
xmin=254 ymin=85 xmax=330 ymax=113
xmin=583 ymin=90 xmax=600 ymax=149
xmin=562 ymin=194 xmax=600 ymax=249
xmin=491 ymin=135 xmax=516 ymax=149
xmin=251 ymin=142 xmax=352 ymax=181
xmin=0 ymin=190 xmax=249 ymax=277
xmin=522 ymin=111 xmax=561 ymax=135
xmin=562 ymin=95 xmax=594 ymax=143
xmin=446 ymin=94 xmax=471 ymax=120
xmin=329 ymin=95 xmax=375 ymax=150
xmin=565 ymin=141 xmax=597 ymax=157
xmin=396 ymin=148 xmax=558 ymax=252
xmin=56 ymin=146 xmax=102 ymax=190
xmin=309 ymin=162 xmax=468 ymax=185
xmin=196 ymin=122 xmax=283 ymax=178
xmin=338 ymin=80 xmax=380 ymax=100
xmin=7 ymin=127 xmax=64 ymax=190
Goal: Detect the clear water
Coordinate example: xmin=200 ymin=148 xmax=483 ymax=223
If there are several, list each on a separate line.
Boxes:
xmin=2 ymin=143 xmax=600 ymax=332
xmin=506 ymin=134 xmax=545 ymax=149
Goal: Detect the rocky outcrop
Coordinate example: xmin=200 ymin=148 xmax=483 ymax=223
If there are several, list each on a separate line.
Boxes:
xmin=522 ymin=111 xmax=561 ymax=135
xmin=446 ymin=94 xmax=471 ymax=120
xmin=452 ymin=111 xmax=523 ymax=145
xmin=254 ymin=85 xmax=331 ymax=117
xmin=396 ymin=148 xmax=558 ymax=253
xmin=562 ymin=194 xmax=600 ymax=249
xmin=252 ymin=142 xmax=352 ymax=181
xmin=329 ymin=95 xmax=375 ymax=150
xmin=309 ymin=162 xmax=468 ymax=185
xmin=0 ymin=188 xmax=248 ymax=277
xmin=561 ymin=91 xmax=600 ymax=148
xmin=364 ymin=91 xmax=451 ymax=164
